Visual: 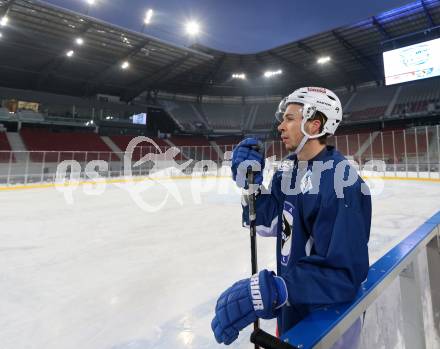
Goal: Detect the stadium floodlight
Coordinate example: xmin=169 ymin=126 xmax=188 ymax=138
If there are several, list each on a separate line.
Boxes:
xmin=264 ymin=69 xmax=283 ymax=78
xmin=144 ymin=9 xmax=154 ymax=25
xmin=185 ymin=21 xmax=200 ymax=36
xmin=0 ymin=16 xmax=8 ymax=27
xmin=66 ymin=50 xmax=74 ymax=58
xmin=0 ymin=32 xmax=2 ymax=39
xmin=317 ymin=56 xmax=331 ymax=64
xmin=75 ymin=37 xmax=84 ymax=45
xmin=121 ymin=61 xmax=130 ymax=70
xmin=85 ymin=0 xmax=95 ymax=15
xmin=232 ymin=73 xmax=246 ymax=80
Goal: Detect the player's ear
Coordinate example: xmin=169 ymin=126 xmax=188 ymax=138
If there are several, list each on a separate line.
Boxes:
xmin=307 ymin=119 xmax=321 ymax=135
xmin=313 ymin=119 xmax=323 ymax=134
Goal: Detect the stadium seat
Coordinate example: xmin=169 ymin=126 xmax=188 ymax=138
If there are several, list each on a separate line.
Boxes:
xmin=20 ymin=128 xmax=117 ymax=162
xmin=200 ymin=103 xmax=244 ymax=130
xmin=0 ymin=108 xmax=14 ymax=121
xmin=110 ymin=135 xmax=170 ymax=161
xmin=392 ymin=79 xmax=440 ymax=117
xmin=169 ymin=135 xmax=219 ymax=161
xmin=159 ymin=100 xmax=208 ymax=131
xmin=0 ymin=132 xmax=13 ymax=163
xmin=17 ymin=110 xmax=45 ymax=122
xmin=252 ymin=103 xmax=279 ymax=130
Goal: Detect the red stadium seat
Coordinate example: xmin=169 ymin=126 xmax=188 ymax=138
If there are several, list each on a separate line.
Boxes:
xmin=169 ymin=136 xmax=219 ymax=161
xmin=0 ymin=133 xmax=14 ymax=163
xmin=110 ymin=135 xmax=170 ymax=161
xmin=20 ymin=128 xmax=117 ymax=162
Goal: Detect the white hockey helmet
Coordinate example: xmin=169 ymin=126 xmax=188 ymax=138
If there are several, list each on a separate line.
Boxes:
xmin=275 ymin=87 xmax=343 ymax=139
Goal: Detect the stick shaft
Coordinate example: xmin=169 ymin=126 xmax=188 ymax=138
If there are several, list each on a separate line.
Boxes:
xmin=247 ymin=169 xmax=260 ymax=349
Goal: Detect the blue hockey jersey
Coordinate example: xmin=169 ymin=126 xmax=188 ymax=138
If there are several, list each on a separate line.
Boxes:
xmin=242 ymin=146 xmax=371 ymax=335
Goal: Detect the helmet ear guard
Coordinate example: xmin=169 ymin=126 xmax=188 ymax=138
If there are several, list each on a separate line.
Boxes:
xmin=302 ymin=103 xmax=316 ymax=120
xmin=298 ymin=103 xmax=326 ymax=140
xmin=323 ymin=118 xmax=340 ymax=135
xmin=300 ymin=116 xmax=327 ymax=140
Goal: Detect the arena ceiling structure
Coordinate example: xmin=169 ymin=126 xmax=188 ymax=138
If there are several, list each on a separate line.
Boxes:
xmin=0 ymin=0 xmax=440 ymax=101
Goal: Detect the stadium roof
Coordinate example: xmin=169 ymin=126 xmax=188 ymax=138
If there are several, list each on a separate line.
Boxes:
xmin=0 ymin=0 xmax=214 ymax=99
xmin=1 ymin=0 xmax=440 ymax=100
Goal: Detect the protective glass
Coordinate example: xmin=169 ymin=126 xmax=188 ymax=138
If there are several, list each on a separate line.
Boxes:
xmin=275 ymin=97 xmax=287 ymax=123
xmin=275 ymin=98 xmax=304 ymax=123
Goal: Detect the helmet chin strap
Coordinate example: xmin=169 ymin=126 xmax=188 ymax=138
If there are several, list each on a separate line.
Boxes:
xmin=294 ymin=117 xmax=312 ymax=156
xmin=294 ymin=134 xmax=309 ymax=155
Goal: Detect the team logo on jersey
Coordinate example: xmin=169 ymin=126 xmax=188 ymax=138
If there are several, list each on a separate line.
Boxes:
xmin=278 ymin=160 xmax=296 ymax=172
xmin=300 ymin=170 xmax=313 ymax=194
xmin=281 ymin=201 xmax=294 ymax=266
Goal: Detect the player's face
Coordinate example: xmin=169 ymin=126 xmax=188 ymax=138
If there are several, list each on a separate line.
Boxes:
xmin=277 ymin=104 xmax=304 ymax=152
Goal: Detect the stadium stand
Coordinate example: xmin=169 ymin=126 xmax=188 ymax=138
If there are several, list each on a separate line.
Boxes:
xmin=200 ymin=103 xmax=244 ymax=130
xmin=0 ymin=107 xmax=14 ymax=121
xmin=329 ymin=127 xmax=434 ymax=167
xmin=265 ymin=140 xmax=290 ymax=160
xmin=252 ymin=102 xmax=279 ymax=130
xmin=0 ymin=86 xmax=148 ymax=122
xmin=109 ymin=135 xmax=170 ymax=160
xmin=344 ymin=133 xmax=363 ymax=158
xmin=210 ymin=136 xmax=242 ymax=159
xmin=326 ymin=132 xmax=371 ymax=162
xmin=335 ymin=90 xmax=353 ymax=108
xmin=212 ymin=136 xmax=242 ymax=147
xmin=345 ymin=86 xmax=397 ymax=121
xmin=392 ymin=78 xmax=440 ymax=117
xmin=17 ymin=110 xmax=45 ymax=122
xmin=1 ymin=77 xmax=439 ymax=134
xmin=180 ymin=81 xmax=440 ymax=128
xmin=20 ymin=128 xmax=117 ymax=162
xmin=110 ymin=134 xmax=221 ymax=162
xmin=169 ymin=135 xmax=210 ymax=146
xmin=110 ymin=135 xmax=170 ymax=151
xmin=158 ymin=100 xmax=207 ymax=131
xmin=110 ymin=135 xmax=168 ymax=151
xmin=0 ymin=132 xmax=12 ymax=162
xmin=169 ymin=135 xmax=219 ymax=160
xmin=264 ymin=125 xmax=437 ymax=167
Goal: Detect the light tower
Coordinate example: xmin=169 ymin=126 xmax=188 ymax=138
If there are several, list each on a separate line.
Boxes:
xmin=85 ymin=0 xmax=95 ymax=15
xmin=142 ymin=9 xmax=154 ymax=33
xmin=185 ymin=20 xmax=201 ymax=46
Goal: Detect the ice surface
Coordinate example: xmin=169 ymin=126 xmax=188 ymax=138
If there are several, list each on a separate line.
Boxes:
xmin=0 ymin=178 xmax=439 ymax=349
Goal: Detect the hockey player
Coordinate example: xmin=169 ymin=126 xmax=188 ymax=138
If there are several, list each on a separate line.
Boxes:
xmin=211 ymin=87 xmax=371 ymax=346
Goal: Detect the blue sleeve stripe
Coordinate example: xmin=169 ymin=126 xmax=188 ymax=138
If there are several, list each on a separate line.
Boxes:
xmin=256 ymin=216 xmax=278 ymax=237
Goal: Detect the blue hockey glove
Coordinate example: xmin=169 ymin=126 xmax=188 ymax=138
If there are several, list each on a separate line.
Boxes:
xmin=231 ymin=138 xmax=265 ymax=189
xmin=211 ymin=270 xmax=288 ymax=345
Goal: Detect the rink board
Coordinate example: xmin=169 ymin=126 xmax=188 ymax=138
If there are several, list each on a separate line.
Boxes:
xmin=282 ymin=211 xmax=440 ymax=349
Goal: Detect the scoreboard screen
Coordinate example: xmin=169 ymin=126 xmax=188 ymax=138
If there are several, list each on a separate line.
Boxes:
xmin=383 ymin=37 xmax=440 ymax=85
xmin=132 ymin=113 xmax=147 ymax=125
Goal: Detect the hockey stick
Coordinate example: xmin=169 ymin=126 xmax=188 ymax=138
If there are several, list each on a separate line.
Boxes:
xmin=247 ymin=164 xmax=298 ymax=349
xmin=246 ymin=167 xmax=261 ymax=349
xmin=251 ymin=329 xmax=298 ymax=349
